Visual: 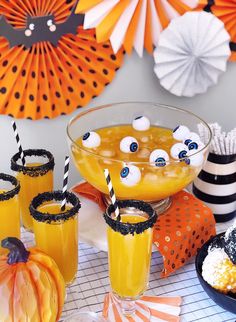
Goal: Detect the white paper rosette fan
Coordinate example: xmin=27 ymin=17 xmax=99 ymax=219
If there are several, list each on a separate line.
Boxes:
xmin=154 ymin=11 xmax=231 ymax=97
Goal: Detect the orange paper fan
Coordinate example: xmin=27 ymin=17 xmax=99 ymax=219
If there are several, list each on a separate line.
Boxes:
xmin=197 ymin=0 xmax=236 ymax=61
xmin=0 ymin=0 xmax=124 ymax=120
xmin=76 ymin=0 xmax=199 ymax=57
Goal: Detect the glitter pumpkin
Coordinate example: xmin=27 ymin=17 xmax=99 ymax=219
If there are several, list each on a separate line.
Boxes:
xmin=0 ymin=0 xmax=124 ymax=119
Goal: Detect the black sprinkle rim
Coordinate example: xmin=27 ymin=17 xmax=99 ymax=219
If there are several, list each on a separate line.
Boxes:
xmin=0 ymin=173 xmax=20 ymax=201
xmin=104 ymin=200 xmax=157 ymax=235
xmin=11 ymin=149 xmax=55 ymax=177
xmin=30 ymin=190 xmax=81 ymax=223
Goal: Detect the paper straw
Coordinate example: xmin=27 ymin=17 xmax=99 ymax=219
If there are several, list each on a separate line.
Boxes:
xmin=226 ymin=137 xmax=230 ymax=155
xmin=211 ymin=139 xmax=217 ymax=154
xmin=213 ymin=137 xmax=220 ymax=155
xmin=12 ymin=121 xmax=26 ymax=166
xmin=61 ymin=156 xmax=70 ymax=211
xmin=219 ymin=135 xmax=226 ymax=155
xmin=104 ymin=169 xmax=120 ymax=220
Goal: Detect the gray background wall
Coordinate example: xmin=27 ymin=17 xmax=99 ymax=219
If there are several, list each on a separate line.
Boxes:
xmin=0 ymin=53 xmax=236 ymax=188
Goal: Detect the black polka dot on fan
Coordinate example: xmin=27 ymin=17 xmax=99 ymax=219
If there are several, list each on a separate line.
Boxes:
xmin=0 ymin=0 xmax=124 ymax=119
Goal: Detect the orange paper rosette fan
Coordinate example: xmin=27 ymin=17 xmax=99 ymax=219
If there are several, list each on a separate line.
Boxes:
xmin=0 ymin=0 xmax=124 ymax=120
xmin=197 ymin=0 xmax=236 ymax=61
xmin=76 ymin=0 xmax=199 ymax=57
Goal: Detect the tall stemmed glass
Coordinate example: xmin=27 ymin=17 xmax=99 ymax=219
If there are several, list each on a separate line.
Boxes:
xmin=104 ymin=200 xmax=157 ymax=317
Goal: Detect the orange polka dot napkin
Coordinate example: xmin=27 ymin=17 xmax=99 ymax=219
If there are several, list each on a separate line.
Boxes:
xmin=154 ymin=190 xmax=216 ymax=277
xmin=103 ymin=293 xmax=182 ymax=322
xmin=73 ymin=183 xmax=216 ymax=277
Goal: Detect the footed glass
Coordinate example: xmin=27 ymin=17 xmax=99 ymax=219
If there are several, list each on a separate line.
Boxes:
xmin=104 ymin=200 xmax=157 ymax=317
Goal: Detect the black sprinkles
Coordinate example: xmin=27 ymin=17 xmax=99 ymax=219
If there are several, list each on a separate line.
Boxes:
xmin=30 ymin=190 xmax=81 ymax=223
xmin=104 ymin=200 xmax=157 ymax=235
xmin=0 ymin=173 xmax=20 ymax=201
xmin=11 ymin=149 xmax=55 ymax=177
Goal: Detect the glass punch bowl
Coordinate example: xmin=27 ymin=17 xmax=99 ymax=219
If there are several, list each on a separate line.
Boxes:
xmin=67 ymin=102 xmax=211 ymax=211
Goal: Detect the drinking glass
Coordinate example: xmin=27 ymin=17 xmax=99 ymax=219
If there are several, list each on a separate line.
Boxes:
xmin=0 ymin=173 xmax=20 ymax=254
xmin=104 ymin=199 xmax=157 ymax=317
xmin=11 ymin=149 xmax=54 ymax=231
xmin=30 ymin=190 xmax=81 ymax=285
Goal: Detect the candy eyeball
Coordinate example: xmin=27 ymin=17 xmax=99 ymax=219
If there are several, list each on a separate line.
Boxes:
xmin=82 ymin=131 xmax=101 ymax=148
xmin=173 ymin=125 xmax=190 ymax=141
xmin=149 ymin=149 xmax=169 ymax=167
xmin=188 ymin=141 xmax=199 ymax=151
xmin=187 ymin=153 xmax=204 ymax=167
xmin=170 ymin=143 xmax=188 ymax=160
xmin=120 ymin=165 xmax=141 ymax=186
xmin=120 ymin=136 xmax=139 ymax=153
xmin=183 ymin=132 xmax=200 ymax=145
xmin=187 ymin=141 xmax=205 ymax=156
xmin=132 ymin=116 xmax=150 ymax=131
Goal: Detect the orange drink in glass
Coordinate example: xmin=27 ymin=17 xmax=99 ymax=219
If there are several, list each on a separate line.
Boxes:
xmin=104 ymin=200 xmax=157 ymax=317
xmin=0 ymin=173 xmax=20 ymax=254
xmin=11 ymin=149 xmax=54 ymax=231
xmin=30 ymin=191 xmax=81 ymax=285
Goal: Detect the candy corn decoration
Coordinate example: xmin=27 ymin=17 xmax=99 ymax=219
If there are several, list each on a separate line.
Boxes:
xmin=76 ymin=0 xmax=199 ymax=57
xmin=103 ymin=293 xmax=182 ymax=321
xmin=0 ymin=0 xmax=124 ymax=120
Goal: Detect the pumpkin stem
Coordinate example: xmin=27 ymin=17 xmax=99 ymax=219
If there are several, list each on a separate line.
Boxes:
xmin=1 ymin=237 xmax=30 ymax=265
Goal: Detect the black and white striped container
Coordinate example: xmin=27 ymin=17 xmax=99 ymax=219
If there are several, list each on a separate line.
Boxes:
xmin=193 ymin=153 xmax=236 ymax=222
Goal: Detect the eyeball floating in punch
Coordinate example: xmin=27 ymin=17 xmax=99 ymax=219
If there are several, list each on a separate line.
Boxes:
xmin=149 ymin=149 xmax=169 ymax=167
xmin=0 ymin=0 xmax=124 ymax=119
xmin=187 ymin=141 xmax=200 ymax=151
xmin=82 ymin=132 xmax=101 ymax=148
xmin=154 ymin=11 xmax=231 ymax=97
xmin=75 ymin=0 xmax=198 ymax=57
xmin=120 ymin=165 xmax=141 ymax=187
xmin=132 ymin=116 xmax=150 ymax=131
xmin=183 ymin=132 xmax=201 ymax=146
xmin=120 ymin=137 xmax=139 ymax=153
xmin=173 ymin=126 xmax=190 ymax=141
xmin=170 ymin=143 xmax=188 ymax=160
xmin=187 ymin=153 xmax=204 ymax=167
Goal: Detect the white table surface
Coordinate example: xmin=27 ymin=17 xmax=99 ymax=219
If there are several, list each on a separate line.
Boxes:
xmin=21 ymin=217 xmax=236 ymax=322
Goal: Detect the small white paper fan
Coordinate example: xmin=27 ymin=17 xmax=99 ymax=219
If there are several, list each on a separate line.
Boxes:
xmin=153 ymin=11 xmax=231 ymax=97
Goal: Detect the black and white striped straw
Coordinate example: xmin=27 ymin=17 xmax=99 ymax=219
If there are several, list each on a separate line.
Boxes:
xmin=61 ymin=156 xmax=70 ymax=211
xmin=104 ymin=169 xmax=120 ymax=220
xmin=11 ymin=121 xmax=26 ymax=166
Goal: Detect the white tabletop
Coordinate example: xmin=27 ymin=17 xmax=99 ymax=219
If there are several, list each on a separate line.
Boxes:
xmin=21 ymin=219 xmax=236 ymax=322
